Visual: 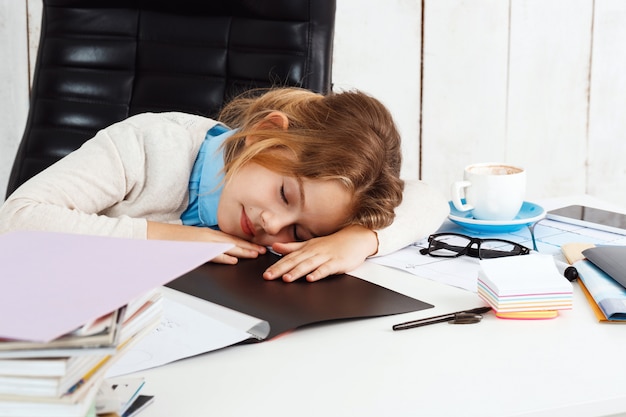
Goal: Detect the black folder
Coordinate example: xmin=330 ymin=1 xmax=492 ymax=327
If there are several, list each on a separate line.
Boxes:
xmin=583 ymin=246 xmax=626 ymax=290
xmin=166 ymin=253 xmax=433 ymax=340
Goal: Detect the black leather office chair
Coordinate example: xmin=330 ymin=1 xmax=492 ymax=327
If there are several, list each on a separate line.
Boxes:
xmin=6 ymin=0 xmax=335 ymax=198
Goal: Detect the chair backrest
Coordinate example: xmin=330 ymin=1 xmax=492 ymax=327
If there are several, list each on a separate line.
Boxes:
xmin=6 ymin=0 xmax=335 ymax=198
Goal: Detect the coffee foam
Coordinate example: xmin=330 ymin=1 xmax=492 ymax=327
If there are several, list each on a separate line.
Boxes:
xmin=469 ymin=165 xmax=522 ymax=176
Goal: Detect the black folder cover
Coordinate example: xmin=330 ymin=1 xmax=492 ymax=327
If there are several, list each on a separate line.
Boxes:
xmin=583 ymin=246 xmax=626 ymax=289
xmin=166 ymin=253 xmax=433 ymax=340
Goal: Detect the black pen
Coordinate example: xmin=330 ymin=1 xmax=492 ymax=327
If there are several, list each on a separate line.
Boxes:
xmin=392 ymin=306 xmax=492 ymax=331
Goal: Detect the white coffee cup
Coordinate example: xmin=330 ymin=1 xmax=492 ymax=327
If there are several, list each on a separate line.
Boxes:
xmin=450 ymin=163 xmax=526 ymax=221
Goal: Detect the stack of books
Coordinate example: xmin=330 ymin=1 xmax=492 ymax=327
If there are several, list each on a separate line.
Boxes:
xmin=477 ymin=254 xmax=573 ymax=315
xmin=0 ymin=230 xmax=233 ymax=417
xmin=0 ymin=290 xmax=162 ymax=417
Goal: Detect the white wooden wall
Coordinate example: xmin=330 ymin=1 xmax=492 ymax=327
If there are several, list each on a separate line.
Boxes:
xmin=422 ymin=0 xmax=595 ymax=201
xmin=1 ymin=0 xmax=626 ymax=211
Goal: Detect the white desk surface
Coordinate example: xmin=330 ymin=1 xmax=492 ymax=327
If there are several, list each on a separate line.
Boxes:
xmin=134 ymin=196 xmax=626 ymax=417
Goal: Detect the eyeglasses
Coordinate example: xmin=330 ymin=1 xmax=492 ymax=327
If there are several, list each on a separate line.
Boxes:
xmin=419 ymin=233 xmax=531 ymax=259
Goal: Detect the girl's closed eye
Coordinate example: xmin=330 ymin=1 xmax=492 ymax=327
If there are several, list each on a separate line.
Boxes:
xmin=281 ymin=185 xmax=303 ymax=241
xmin=292 ymin=225 xmax=303 ymax=242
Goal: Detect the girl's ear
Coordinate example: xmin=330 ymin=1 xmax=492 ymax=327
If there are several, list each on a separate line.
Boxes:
xmin=245 ymin=111 xmax=289 ymax=146
xmin=262 ymin=111 xmax=289 ymax=130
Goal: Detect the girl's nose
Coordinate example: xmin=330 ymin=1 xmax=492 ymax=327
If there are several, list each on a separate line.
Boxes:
xmin=261 ymin=210 xmax=289 ymax=236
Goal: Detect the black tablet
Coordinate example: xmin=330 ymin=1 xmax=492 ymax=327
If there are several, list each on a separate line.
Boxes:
xmin=547 ymin=205 xmax=626 ymax=235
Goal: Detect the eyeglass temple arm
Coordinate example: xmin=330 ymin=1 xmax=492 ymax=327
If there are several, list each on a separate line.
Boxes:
xmin=420 ymin=240 xmax=474 ymax=257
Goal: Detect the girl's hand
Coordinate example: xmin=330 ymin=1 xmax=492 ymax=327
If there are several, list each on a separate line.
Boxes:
xmin=263 ymin=225 xmax=378 ymax=282
xmin=147 ymin=221 xmax=266 ymax=264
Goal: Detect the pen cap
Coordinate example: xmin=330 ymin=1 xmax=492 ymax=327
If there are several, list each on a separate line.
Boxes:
xmin=563 ymin=266 xmax=579 ymax=282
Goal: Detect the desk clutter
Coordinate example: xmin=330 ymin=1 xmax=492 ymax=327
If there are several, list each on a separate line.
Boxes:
xmin=477 ymin=254 xmax=573 ymax=319
xmin=0 ymin=231 xmax=233 ymax=417
xmin=562 ymin=243 xmax=626 ymax=322
xmin=0 ymin=290 xmax=160 ymax=417
xmin=1 ymin=231 xmax=433 ymax=416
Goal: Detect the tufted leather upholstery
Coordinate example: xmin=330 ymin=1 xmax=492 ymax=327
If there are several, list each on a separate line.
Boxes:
xmin=6 ymin=0 xmax=335 ymax=198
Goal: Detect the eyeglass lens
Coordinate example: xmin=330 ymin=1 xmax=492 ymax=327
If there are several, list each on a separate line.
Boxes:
xmin=429 ymin=234 xmax=525 ymax=259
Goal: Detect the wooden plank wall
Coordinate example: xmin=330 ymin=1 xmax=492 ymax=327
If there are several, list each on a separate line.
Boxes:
xmin=507 ymin=0 xmax=592 ymax=199
xmin=1 ymin=0 xmax=625 ymax=211
xmin=421 ymin=0 xmax=511 ymax=194
xmin=334 ymin=0 xmax=422 ymax=181
xmin=423 ymin=0 xmax=595 ymax=204
xmin=588 ymin=0 xmax=626 ymax=204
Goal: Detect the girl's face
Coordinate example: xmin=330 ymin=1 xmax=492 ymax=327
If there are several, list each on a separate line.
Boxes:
xmin=217 ymin=161 xmax=352 ymax=246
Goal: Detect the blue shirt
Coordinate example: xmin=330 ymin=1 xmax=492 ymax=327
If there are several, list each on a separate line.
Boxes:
xmin=180 ymin=124 xmax=234 ymax=228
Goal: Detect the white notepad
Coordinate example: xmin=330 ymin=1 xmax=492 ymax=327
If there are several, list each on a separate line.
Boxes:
xmin=477 ymin=254 xmax=573 ymax=312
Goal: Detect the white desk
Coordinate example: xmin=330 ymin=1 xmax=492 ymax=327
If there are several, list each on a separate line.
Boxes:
xmin=134 ymin=197 xmax=626 ymax=417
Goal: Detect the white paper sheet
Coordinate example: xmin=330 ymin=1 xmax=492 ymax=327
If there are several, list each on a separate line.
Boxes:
xmin=369 ymin=218 xmax=626 ymax=293
xmin=106 ymin=295 xmax=251 ymax=377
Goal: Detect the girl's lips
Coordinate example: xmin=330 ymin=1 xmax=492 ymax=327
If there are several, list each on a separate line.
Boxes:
xmin=240 ymin=208 xmax=255 ymax=237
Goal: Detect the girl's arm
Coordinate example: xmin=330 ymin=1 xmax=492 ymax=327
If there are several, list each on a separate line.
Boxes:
xmin=0 ymin=114 xmax=266 ymax=262
xmin=146 ymin=221 xmax=266 ymax=264
xmin=263 ymin=180 xmax=449 ymax=281
xmin=0 ymin=125 xmax=149 ymax=237
xmin=0 ymin=112 xmax=212 ymax=237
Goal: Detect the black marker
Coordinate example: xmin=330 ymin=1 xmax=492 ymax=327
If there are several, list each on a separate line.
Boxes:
xmin=554 ymin=260 xmax=579 ymax=282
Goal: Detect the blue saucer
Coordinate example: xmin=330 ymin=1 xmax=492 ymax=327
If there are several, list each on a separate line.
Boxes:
xmin=448 ymin=201 xmax=546 ymax=233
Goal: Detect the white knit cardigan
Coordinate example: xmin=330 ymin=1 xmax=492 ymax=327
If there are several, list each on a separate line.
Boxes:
xmin=0 ymin=112 xmax=448 ymax=256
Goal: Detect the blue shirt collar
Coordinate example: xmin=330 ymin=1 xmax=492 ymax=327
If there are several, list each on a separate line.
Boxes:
xmin=180 ymin=124 xmax=234 ymax=228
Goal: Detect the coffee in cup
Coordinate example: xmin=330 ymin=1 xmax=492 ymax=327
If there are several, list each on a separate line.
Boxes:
xmin=450 ymin=163 xmax=526 ymax=220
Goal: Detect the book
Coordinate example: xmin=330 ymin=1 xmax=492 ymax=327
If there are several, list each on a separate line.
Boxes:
xmin=0 ymin=290 xmax=162 ymax=361
xmin=0 ymin=376 xmax=100 ymax=417
xmin=0 ymin=292 xmax=162 ymax=402
xmin=572 ymin=261 xmax=626 ymax=321
xmin=477 ymin=254 xmax=573 ymax=312
xmin=0 ymin=354 xmax=108 ymax=397
xmin=0 ymin=355 xmax=97 ymax=378
xmin=578 ymin=279 xmax=612 ymax=322
xmin=0 ymin=232 xmax=229 ymax=416
xmin=0 ymin=307 xmax=125 ymax=357
xmin=0 ymin=314 xmax=160 ymax=417
xmin=562 ymin=243 xmax=626 ymax=321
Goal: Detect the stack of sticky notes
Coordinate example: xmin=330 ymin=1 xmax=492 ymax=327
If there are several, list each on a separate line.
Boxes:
xmin=477 ymin=254 xmax=573 ymax=318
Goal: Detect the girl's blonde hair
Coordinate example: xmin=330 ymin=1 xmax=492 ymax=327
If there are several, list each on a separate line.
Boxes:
xmin=218 ymin=87 xmax=404 ymax=230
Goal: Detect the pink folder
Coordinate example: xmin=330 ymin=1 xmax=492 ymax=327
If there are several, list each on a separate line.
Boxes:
xmin=0 ymin=231 xmax=231 ymax=342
